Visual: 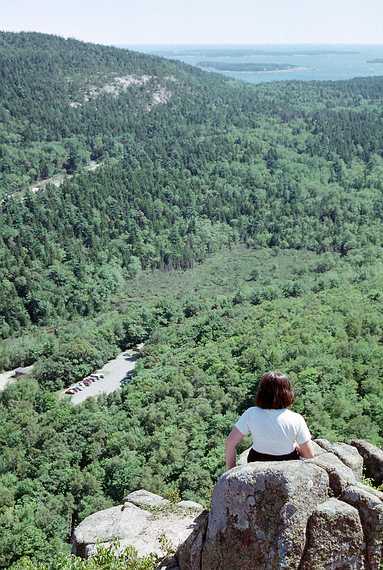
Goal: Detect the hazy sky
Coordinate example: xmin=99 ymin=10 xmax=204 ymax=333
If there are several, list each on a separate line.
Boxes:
xmin=1 ymin=0 xmax=382 ymax=45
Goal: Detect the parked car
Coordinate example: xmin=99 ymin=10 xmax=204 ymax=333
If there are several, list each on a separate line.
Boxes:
xmin=65 ymin=388 xmax=75 ymax=395
xmin=125 ymin=370 xmax=135 ymax=381
xmin=90 ymin=373 xmax=104 ymax=380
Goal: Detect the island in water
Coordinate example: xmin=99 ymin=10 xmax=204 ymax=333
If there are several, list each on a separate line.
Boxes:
xmin=154 ymin=48 xmax=359 ymax=57
xmin=367 ymin=58 xmax=383 ymax=64
xmin=197 ymin=61 xmax=300 ymax=72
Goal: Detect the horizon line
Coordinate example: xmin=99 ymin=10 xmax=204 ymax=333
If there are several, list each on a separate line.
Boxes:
xmin=2 ymin=31 xmax=383 ymax=47
xmin=116 ymin=42 xmax=383 ymax=47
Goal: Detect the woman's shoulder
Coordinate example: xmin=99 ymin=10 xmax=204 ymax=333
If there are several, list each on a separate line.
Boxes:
xmin=284 ymin=409 xmax=306 ymax=423
xmin=242 ymin=406 xmax=257 ymax=415
xmin=240 ymin=406 xmax=261 ymax=418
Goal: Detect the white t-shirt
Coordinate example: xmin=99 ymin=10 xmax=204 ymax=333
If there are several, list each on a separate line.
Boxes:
xmin=235 ymin=406 xmax=312 ymax=456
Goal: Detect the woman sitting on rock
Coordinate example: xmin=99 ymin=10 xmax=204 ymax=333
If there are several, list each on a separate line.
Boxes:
xmin=225 ymin=371 xmax=315 ymax=469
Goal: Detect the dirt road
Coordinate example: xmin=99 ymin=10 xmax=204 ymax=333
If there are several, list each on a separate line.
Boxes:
xmin=0 ymin=365 xmax=34 ymax=392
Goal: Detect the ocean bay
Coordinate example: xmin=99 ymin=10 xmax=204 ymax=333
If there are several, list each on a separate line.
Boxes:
xmin=129 ymin=44 xmax=383 ymax=83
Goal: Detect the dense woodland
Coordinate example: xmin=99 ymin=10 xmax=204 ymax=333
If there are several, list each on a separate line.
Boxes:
xmin=1 ymin=32 xmax=383 ymax=568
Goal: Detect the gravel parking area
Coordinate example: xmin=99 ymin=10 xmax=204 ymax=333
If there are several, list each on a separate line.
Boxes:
xmin=65 ymin=349 xmax=139 ymax=405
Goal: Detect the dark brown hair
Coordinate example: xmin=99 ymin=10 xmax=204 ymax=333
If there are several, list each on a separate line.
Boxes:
xmin=255 ymin=371 xmax=294 ymax=409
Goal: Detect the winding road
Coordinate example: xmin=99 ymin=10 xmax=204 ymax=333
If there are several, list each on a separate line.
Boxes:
xmin=30 ymin=160 xmax=101 ymax=194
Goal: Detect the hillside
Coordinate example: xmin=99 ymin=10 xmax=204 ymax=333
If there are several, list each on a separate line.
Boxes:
xmin=0 ymin=31 xmax=212 ymax=195
xmin=2 ymin=33 xmax=383 ymax=341
xmin=1 ymin=32 xmax=383 ymax=568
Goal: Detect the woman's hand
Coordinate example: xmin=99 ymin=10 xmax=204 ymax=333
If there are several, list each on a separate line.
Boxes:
xmin=296 ymin=440 xmax=315 ymax=459
xmin=225 ymin=427 xmax=244 ymax=470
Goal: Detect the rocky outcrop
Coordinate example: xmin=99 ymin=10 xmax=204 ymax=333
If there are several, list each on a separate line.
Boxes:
xmin=177 ymin=501 xmax=205 ymax=511
xmin=124 ymin=489 xmax=170 ymax=508
xmin=176 ymin=512 xmax=208 ymax=570
xmin=237 ymin=447 xmax=250 ymax=466
xmin=351 ymin=440 xmax=383 ymax=485
xmin=315 ymin=439 xmax=364 ymax=479
xmin=199 ymin=438 xmax=383 ymax=570
xmin=201 ymin=461 xmax=328 ymax=569
xmin=306 ymin=451 xmax=357 ymax=495
xmin=300 ymin=498 xmax=365 ymax=569
xmin=73 ymin=438 xmax=383 ymax=569
xmin=72 ymin=496 xmax=206 ymax=565
xmin=342 ymin=485 xmax=383 ymax=569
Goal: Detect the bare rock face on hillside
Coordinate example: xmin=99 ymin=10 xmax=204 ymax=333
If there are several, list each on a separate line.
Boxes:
xmin=72 ymin=438 xmax=383 ymax=570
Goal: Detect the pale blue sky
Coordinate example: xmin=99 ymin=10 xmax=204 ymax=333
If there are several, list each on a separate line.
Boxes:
xmin=1 ymin=0 xmax=382 ymax=45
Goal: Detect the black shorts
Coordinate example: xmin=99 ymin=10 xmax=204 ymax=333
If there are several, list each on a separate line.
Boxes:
xmin=247 ymin=448 xmax=300 ymax=462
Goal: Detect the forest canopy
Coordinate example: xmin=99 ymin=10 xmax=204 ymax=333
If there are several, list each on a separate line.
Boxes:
xmin=0 ymin=32 xmax=383 ymax=569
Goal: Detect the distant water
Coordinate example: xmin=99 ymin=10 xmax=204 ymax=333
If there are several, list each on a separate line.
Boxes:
xmin=120 ymin=44 xmax=383 ymax=84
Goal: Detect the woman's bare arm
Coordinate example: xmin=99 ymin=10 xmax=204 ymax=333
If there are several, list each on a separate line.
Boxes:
xmin=225 ymin=427 xmax=245 ymax=470
xmin=297 ymin=440 xmax=315 ymax=459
